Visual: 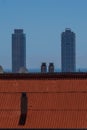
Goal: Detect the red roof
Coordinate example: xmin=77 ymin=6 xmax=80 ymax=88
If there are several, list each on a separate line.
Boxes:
xmin=0 ymin=73 xmax=87 ymax=128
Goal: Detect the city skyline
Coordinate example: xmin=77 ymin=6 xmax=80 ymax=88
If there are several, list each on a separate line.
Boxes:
xmin=0 ymin=27 xmax=87 ymax=72
xmin=0 ymin=0 xmax=87 ymax=69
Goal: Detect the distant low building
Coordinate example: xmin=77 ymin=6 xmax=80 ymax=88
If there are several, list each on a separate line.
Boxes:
xmin=48 ymin=63 xmax=54 ymax=73
xmin=0 ymin=65 xmax=4 ymax=73
xmin=41 ymin=62 xmax=47 ymax=73
xmin=19 ymin=67 xmax=28 ymax=73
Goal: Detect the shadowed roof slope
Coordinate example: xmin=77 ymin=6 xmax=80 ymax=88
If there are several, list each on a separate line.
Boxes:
xmin=0 ymin=73 xmax=87 ymax=128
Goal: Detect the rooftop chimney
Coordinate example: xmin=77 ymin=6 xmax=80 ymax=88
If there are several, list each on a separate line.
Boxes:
xmin=41 ymin=63 xmax=47 ymax=73
xmin=19 ymin=92 xmax=28 ymax=125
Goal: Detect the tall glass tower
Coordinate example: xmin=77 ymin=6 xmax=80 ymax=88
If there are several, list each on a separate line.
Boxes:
xmin=12 ymin=29 xmax=26 ymax=73
xmin=61 ymin=28 xmax=76 ymax=72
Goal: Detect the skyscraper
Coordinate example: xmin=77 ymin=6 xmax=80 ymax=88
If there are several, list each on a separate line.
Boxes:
xmin=61 ymin=28 xmax=76 ymax=72
xmin=12 ymin=29 xmax=26 ymax=73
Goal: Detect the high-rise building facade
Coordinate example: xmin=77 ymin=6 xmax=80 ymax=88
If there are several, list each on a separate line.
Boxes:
xmin=61 ymin=28 xmax=76 ymax=72
xmin=12 ymin=29 xmax=26 ymax=72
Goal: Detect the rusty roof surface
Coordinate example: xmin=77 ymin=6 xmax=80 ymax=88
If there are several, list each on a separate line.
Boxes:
xmin=0 ymin=73 xmax=87 ymax=128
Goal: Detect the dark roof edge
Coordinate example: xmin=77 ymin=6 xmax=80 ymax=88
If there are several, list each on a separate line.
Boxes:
xmin=0 ymin=129 xmax=87 ymax=130
xmin=0 ymin=128 xmax=87 ymax=130
xmin=0 ymin=72 xmax=87 ymax=80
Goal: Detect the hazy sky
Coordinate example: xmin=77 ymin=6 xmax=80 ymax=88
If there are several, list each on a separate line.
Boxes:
xmin=0 ymin=0 xmax=87 ymax=69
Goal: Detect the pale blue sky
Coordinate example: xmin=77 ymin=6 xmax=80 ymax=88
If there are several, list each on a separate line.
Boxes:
xmin=0 ymin=0 xmax=87 ymax=69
